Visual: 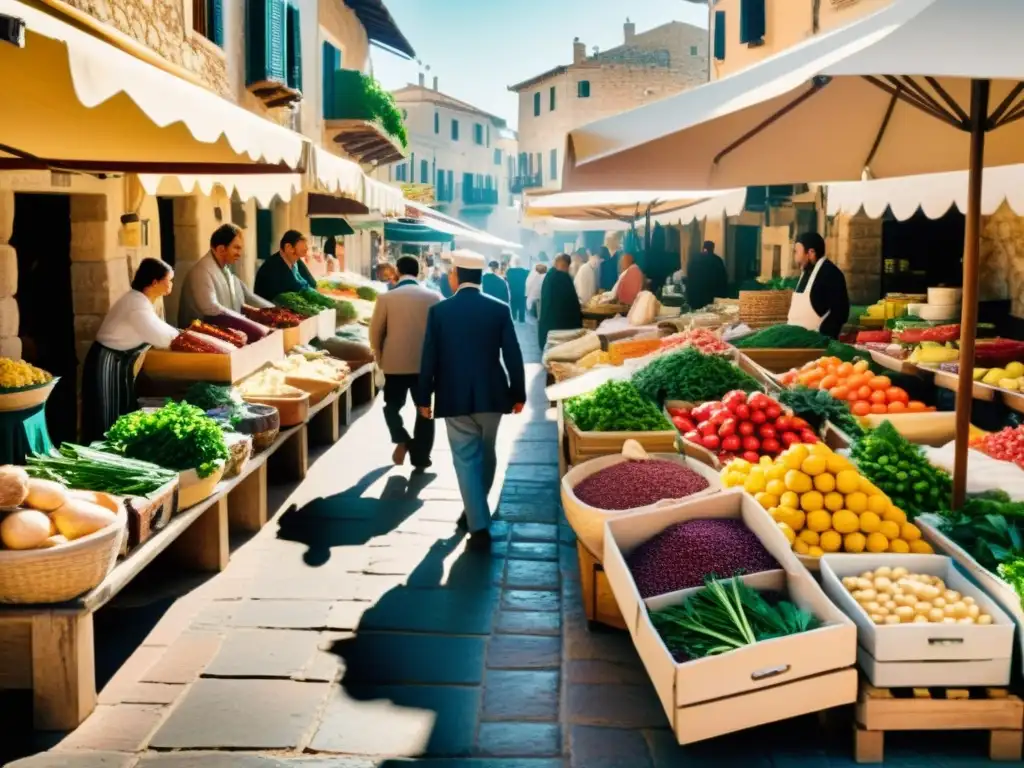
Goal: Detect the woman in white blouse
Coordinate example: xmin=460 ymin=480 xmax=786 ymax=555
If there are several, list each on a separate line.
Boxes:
xmin=82 ymin=258 xmax=178 ymax=442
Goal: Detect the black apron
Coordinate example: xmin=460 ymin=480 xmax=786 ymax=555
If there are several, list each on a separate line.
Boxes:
xmin=81 ymin=342 xmax=149 ymax=444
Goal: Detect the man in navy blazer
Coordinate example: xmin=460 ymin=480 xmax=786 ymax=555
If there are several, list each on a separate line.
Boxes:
xmin=416 ymin=250 xmax=527 ymax=547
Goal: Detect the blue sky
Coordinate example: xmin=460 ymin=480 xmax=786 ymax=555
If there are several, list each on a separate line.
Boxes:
xmin=369 ymin=0 xmax=708 ymax=129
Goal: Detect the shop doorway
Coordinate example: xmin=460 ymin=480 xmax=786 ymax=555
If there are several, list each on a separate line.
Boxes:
xmin=881 ymin=208 xmax=965 ymax=295
xmin=10 ymin=193 xmax=77 ymax=445
xmin=157 ymin=197 xmax=176 ymax=267
xmin=733 ymin=225 xmax=762 ymax=281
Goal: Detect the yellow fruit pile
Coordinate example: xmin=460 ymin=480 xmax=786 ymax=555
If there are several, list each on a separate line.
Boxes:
xmin=721 ymin=443 xmax=934 ymax=559
xmin=0 ymin=357 xmax=52 ymax=389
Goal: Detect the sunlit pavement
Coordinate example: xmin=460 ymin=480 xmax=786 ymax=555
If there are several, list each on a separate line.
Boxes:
xmin=9 ymin=322 xmax=1015 ymax=767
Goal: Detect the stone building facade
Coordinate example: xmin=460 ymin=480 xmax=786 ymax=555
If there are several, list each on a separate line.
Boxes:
xmin=510 ymin=19 xmax=708 ymax=192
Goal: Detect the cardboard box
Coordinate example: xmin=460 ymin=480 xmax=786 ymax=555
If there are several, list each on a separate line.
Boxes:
xmin=821 ymin=553 xmax=1013 ymax=687
xmin=603 ymin=489 xmax=857 ymax=743
xmin=141 ymin=330 xmax=285 ymax=383
xmin=918 ymin=516 xmax=1024 ymax=672
xmin=315 ymin=308 xmax=336 ymax=339
xmin=282 ymin=316 xmax=319 ymax=351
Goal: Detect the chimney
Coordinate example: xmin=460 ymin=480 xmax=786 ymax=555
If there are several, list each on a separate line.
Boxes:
xmin=624 ymin=17 xmax=635 ymax=43
xmin=418 ymin=72 xmax=425 ymax=87
xmin=433 ymin=76 xmax=439 ymax=91
xmin=572 ymin=37 xmax=586 ymax=64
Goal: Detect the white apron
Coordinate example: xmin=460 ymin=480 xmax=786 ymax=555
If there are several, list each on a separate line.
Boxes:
xmin=787 ymin=258 xmax=830 ymax=331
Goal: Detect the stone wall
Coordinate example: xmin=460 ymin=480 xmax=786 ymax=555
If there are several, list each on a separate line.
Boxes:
xmin=981 ymin=203 xmax=1023 ymax=311
xmin=830 ymin=212 xmax=883 ymax=305
xmin=0 ymin=191 xmax=20 ymax=358
xmin=65 ymin=0 xmax=229 ymax=97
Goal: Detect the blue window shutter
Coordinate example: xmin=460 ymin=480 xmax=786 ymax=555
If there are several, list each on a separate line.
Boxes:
xmin=714 ymin=11 xmax=727 ymax=61
xmin=740 ymin=0 xmax=765 ymax=44
xmin=247 ymin=0 xmax=287 ymax=86
xmin=206 ymin=0 xmax=224 ymax=47
xmin=533 ymin=92 xmax=540 ymax=117
xmin=421 ymin=160 xmax=429 ymax=183
xmin=486 ymin=124 xmax=491 ymax=147
xmin=434 ymin=111 xmax=439 ymax=134
xmin=285 ymin=3 xmax=302 ymax=91
xmin=409 ymin=152 xmax=415 ymax=182
xmin=447 ymin=170 xmax=453 ymax=193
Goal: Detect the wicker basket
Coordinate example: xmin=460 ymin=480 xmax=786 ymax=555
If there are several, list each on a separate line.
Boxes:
xmin=739 ymin=290 xmax=793 ymax=327
xmin=0 ymin=506 xmax=126 ymax=603
xmin=251 ymin=425 xmax=280 ymax=452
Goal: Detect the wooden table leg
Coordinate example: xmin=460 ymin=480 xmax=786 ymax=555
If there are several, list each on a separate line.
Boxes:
xmin=227 ymin=462 xmax=268 ymax=532
xmin=339 ymin=387 xmax=353 ymax=427
xmin=168 ymin=496 xmax=228 ymax=572
xmin=308 ymin=396 xmax=340 ymax=446
xmin=32 ymin=612 xmax=96 ymax=730
xmin=272 ymin=424 xmax=308 ymax=483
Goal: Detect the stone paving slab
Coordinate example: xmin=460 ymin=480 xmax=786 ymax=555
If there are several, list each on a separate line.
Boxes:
xmin=148 ymin=679 xmax=330 ymax=750
xmin=8 ymin=754 xmax=135 ymax=768
xmin=481 ymin=670 xmax=559 ymax=721
xmin=203 ymin=628 xmax=323 ymax=679
xmin=355 ymin=586 xmax=499 ymax=635
xmin=335 ymin=632 xmax=487 ymax=685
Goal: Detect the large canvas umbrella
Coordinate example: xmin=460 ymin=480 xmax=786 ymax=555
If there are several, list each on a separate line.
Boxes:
xmin=562 ymin=0 xmax=1024 ymax=507
xmin=523 ymin=189 xmax=739 ymax=221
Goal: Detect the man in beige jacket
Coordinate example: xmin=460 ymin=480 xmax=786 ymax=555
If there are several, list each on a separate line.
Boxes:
xmin=369 ymin=255 xmax=442 ymax=470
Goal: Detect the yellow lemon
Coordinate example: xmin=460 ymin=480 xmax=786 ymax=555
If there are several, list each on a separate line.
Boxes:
xmin=879 ymin=521 xmax=901 ymax=540
xmin=846 ymin=491 xmax=868 ymax=513
xmin=883 ymin=506 xmax=908 ymax=525
xmin=809 ymin=442 xmax=832 ymax=457
xmin=793 ymin=538 xmax=810 ymax=555
xmin=730 ymin=459 xmax=752 ymax=474
xmin=819 ymin=530 xmax=842 ymax=553
xmin=806 ymin=509 xmax=832 ymax=533
xmin=888 ymin=538 xmax=911 ymax=554
xmin=779 ymin=507 xmax=806 ymax=532
xmin=801 ymin=456 xmax=827 ymax=477
xmin=844 ymin=532 xmax=867 ymax=553
xmin=798 ymin=529 xmax=820 ymax=546
xmin=785 ymin=443 xmax=810 ymax=464
xmin=800 ymin=491 xmax=824 ymax=512
xmin=766 ymin=479 xmax=787 ymax=497
xmin=754 ymin=492 xmax=779 ymax=509
xmin=827 ymin=454 xmax=852 ymax=474
xmin=824 ymin=491 xmax=845 ymax=512
xmin=785 ymin=470 xmax=812 ymax=494
xmin=859 ymin=511 xmax=881 ymax=533
xmin=909 ymin=540 xmax=934 ymax=554
xmin=777 ymin=522 xmax=796 ymax=545
xmin=866 ymin=532 xmax=890 ymax=553
xmin=867 ymin=494 xmax=889 ymax=515
xmin=901 ymin=522 xmax=922 ymax=541
xmin=760 ymin=454 xmax=774 ymax=467
xmin=766 ymin=464 xmax=788 ymax=481
xmin=813 ymin=473 xmax=836 ymax=493
xmin=832 ymin=509 xmax=860 ymax=534
xmin=744 ymin=471 xmax=767 ymax=494
xmin=780 ymin=491 xmax=800 ymax=510
xmin=859 ymin=477 xmax=884 ymax=496
xmin=807 ymin=545 xmax=825 ymax=558
xmin=836 ymin=470 xmax=861 ymax=495
xmin=768 ymin=507 xmax=782 ymax=522
xmin=722 ymin=471 xmax=743 ymax=488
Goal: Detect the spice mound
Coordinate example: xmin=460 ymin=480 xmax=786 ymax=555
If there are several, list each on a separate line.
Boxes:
xmin=573 ymin=460 xmax=710 ymax=511
xmin=627 ymin=518 xmax=779 ymax=598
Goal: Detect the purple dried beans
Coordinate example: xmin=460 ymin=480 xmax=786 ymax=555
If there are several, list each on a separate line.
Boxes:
xmin=627 ymin=518 xmax=779 ymax=598
xmin=573 ymin=460 xmax=710 ymax=511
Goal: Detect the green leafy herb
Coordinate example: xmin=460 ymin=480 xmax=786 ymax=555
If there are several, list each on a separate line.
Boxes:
xmin=564 ymin=380 xmax=670 ymax=432
xmin=356 ymin=285 xmax=378 ymax=301
xmin=181 ymin=382 xmax=245 ymax=427
xmin=777 ymin=387 xmax=865 ymax=439
xmin=734 ymin=325 xmax=832 ymax=350
xmin=106 ymin=401 xmax=229 ymax=478
xmin=27 ymin=443 xmax=177 ymax=495
xmin=937 ymin=511 xmax=1024 ymax=574
xmin=631 ymin=348 xmax=761 ymax=405
xmin=852 ymin=420 xmax=951 ymax=518
xmin=998 ymin=557 xmax=1024 ymax=609
xmin=650 ymin=575 xmax=819 ymax=661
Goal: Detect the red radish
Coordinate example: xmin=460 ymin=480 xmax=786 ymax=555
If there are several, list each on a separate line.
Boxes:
xmin=672 ymin=416 xmax=689 ymax=431
xmin=722 ymin=435 xmax=742 ymax=453
xmin=743 ymin=436 xmax=761 ymax=452
xmin=677 ymin=417 xmax=696 ymax=433
xmin=742 ymin=450 xmax=760 ymax=463
xmin=700 ymin=422 xmax=718 ymax=437
xmin=722 ymin=391 xmax=747 ymax=411
xmin=702 ymin=434 xmax=721 ymax=450
xmin=750 ymin=410 xmax=767 ymax=425
xmin=761 ymin=438 xmax=781 ymax=454
xmin=709 ymin=408 xmax=730 ymax=426
xmin=738 ymin=422 xmax=755 ymax=437
xmin=684 ymin=430 xmax=701 ymax=443
xmin=668 ymin=407 xmax=687 ymax=418
xmin=758 ymin=425 xmax=777 ymax=440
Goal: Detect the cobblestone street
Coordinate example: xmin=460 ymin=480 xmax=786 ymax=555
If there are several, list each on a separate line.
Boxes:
xmin=9 ymin=324 xmax=1018 ymax=768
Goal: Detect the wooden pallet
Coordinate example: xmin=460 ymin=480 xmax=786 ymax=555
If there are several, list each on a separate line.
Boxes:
xmin=854 ymin=682 xmax=1024 ymax=763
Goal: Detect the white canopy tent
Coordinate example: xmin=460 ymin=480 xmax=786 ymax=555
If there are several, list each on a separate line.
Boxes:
xmin=405 ymin=201 xmax=522 ymax=250
xmin=523 ymin=189 xmax=742 ymax=221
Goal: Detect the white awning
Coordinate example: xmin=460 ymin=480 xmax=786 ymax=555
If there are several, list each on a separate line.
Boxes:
xmin=0 ymin=0 xmax=305 ymax=171
xmin=524 ymin=189 xmax=747 ymax=232
xmin=362 ymin=176 xmax=405 ymax=215
xmin=406 ymin=201 xmax=523 ymax=250
xmin=524 ymin=189 xmax=741 ymax=220
xmin=652 ymin=189 xmax=748 ymax=225
xmin=137 ymin=174 xmax=303 ymax=207
xmin=827 ymin=166 xmax=1024 ymax=221
xmin=310 ymin=146 xmax=364 ymax=201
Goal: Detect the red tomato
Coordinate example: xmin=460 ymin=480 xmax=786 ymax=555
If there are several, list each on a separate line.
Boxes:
xmin=765 ymin=405 xmax=782 ymax=421
xmin=691 ymin=402 xmax=717 ymax=422
xmin=799 ymin=429 xmax=819 ymax=444
xmin=667 ymin=407 xmax=687 ymax=418
xmin=700 ymin=422 xmax=718 ymax=437
xmin=734 ymin=404 xmax=751 ymax=421
xmin=742 ymin=436 xmax=761 ymax=453
xmin=781 ymin=431 xmax=800 ymax=446
xmin=702 ymin=434 xmax=721 ymax=450
xmin=750 ymin=410 xmax=768 ymax=425
xmin=672 ymin=416 xmax=688 ymax=431
xmin=791 ymin=417 xmax=810 ymax=431
xmin=748 ymin=393 xmax=772 ymax=411
xmin=759 ymin=424 xmax=777 ymax=439
xmin=721 ymin=435 xmax=742 ymax=453
xmin=718 ymin=418 xmax=737 ymax=437
xmin=775 ymin=415 xmax=792 ymax=431
xmin=738 ymin=421 xmax=756 ymax=437
xmin=761 ymin=438 xmax=781 ymax=454
xmin=742 ymin=451 xmax=761 ymax=464
xmin=722 ymin=390 xmax=748 ymax=411
xmin=683 ymin=430 xmax=701 ymax=443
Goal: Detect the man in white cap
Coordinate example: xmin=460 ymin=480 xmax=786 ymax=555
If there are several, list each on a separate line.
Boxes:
xmin=416 ymin=249 xmax=527 ymax=548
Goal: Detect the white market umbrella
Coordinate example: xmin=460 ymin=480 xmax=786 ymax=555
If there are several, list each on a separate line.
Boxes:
xmin=523 ymin=189 xmax=740 ymax=221
xmin=563 ymin=0 xmax=1024 ymax=507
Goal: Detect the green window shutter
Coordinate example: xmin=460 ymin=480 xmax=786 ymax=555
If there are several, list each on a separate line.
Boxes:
xmin=255 ymin=208 xmax=273 ymax=262
xmin=247 ymin=0 xmax=287 ymax=86
xmin=740 ymin=0 xmax=765 ymax=44
xmin=550 ymin=149 xmax=557 ymax=180
xmin=577 ymin=80 xmax=590 ymax=98
xmin=409 ymin=152 xmax=415 ymax=182
xmin=714 ymin=10 xmax=727 ymax=61
xmin=533 ymin=92 xmax=540 ymax=117
xmin=285 ymin=3 xmax=302 ymax=91
xmin=206 ymin=0 xmax=224 ymax=47
xmin=549 ymin=86 xmax=556 ymax=111
xmin=434 ymin=111 xmax=439 ymax=133
xmin=322 ymin=42 xmax=340 ymax=117
xmin=421 ymin=160 xmax=429 ymax=183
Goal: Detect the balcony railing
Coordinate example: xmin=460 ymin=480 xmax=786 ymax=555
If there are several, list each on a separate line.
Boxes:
xmin=509 ymin=173 xmax=542 ymax=193
xmin=462 ymin=186 xmax=499 ymax=206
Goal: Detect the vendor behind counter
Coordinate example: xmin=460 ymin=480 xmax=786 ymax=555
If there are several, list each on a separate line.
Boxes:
xmin=82 ymin=258 xmax=178 ymax=443
xmin=254 ymin=230 xmax=318 ymax=301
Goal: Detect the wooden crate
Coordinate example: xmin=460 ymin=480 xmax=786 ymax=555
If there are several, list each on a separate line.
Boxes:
xmin=854 ymin=682 xmax=1024 ymax=763
xmin=141 ymin=331 xmax=284 ymax=383
xmin=282 ymin=316 xmax=319 ymax=351
xmin=738 ymin=348 xmax=823 ymax=375
xmin=577 ymin=541 xmax=627 ymax=630
xmin=562 ymin=404 xmax=677 ymax=466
